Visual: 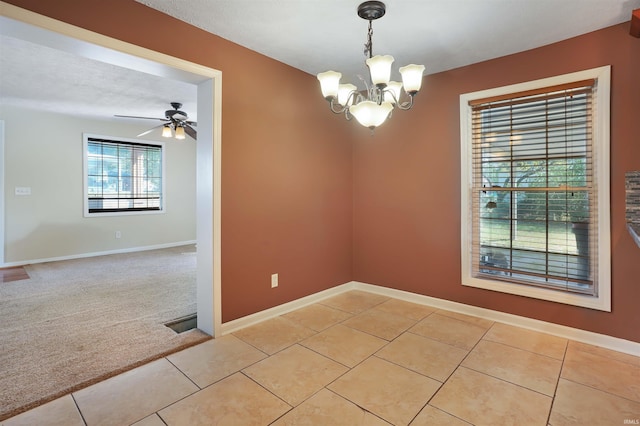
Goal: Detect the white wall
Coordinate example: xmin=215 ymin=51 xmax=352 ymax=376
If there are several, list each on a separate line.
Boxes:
xmin=1 ymin=106 xmax=196 ymax=264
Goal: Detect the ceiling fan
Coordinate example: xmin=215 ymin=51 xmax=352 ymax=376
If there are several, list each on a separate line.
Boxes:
xmin=115 ymin=102 xmax=197 ymax=140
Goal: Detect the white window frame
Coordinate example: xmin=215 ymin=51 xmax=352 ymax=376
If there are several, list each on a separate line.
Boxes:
xmin=460 ymin=66 xmax=611 ymax=311
xmin=83 ymin=133 xmax=167 ymax=217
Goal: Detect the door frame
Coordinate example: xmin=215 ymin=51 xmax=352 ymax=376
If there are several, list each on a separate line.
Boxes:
xmin=0 ymin=2 xmax=222 ymax=336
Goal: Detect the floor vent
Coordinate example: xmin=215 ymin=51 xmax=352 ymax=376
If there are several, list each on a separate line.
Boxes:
xmin=164 ymin=314 xmax=197 ymax=333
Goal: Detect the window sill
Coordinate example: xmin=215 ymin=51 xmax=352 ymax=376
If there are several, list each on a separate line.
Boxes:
xmin=462 ymin=274 xmax=611 ymax=312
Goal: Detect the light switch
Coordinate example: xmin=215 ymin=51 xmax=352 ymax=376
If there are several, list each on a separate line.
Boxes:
xmin=15 ymin=187 xmax=32 ymax=196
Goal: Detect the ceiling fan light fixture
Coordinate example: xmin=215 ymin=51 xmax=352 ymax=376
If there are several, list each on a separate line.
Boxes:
xmin=175 ymin=125 xmax=186 ymax=140
xmin=162 ymin=124 xmax=172 ymax=138
xmin=317 ymin=1 xmax=425 ymax=129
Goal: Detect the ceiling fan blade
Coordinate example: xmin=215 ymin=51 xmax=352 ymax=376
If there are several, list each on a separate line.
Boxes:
xmin=115 ymin=114 xmax=167 ymax=121
xmin=184 ymin=123 xmax=197 ymax=140
xmin=186 ymin=120 xmax=197 ymax=126
xmin=136 ymin=123 xmax=165 ymax=137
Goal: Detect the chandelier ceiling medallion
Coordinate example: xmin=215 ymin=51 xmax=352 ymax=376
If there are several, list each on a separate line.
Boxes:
xmin=317 ymin=1 xmax=425 ymax=130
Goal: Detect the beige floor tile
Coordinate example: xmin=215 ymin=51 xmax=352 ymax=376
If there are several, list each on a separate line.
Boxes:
xmin=272 ymin=388 xmax=391 ymax=425
xmin=243 ymin=344 xmax=348 ymax=406
xmin=319 ymin=290 xmax=389 ymax=314
xmin=409 ymin=313 xmax=487 ymax=350
xmin=430 ymin=367 xmax=551 ymax=426
xmin=376 ymin=332 xmax=468 ymax=382
xmin=131 ymin=414 xmax=166 ymax=426
xmin=562 ymin=344 xmax=640 ymax=402
xmin=300 ymin=324 xmax=387 ymax=367
xmin=232 ymin=316 xmax=315 ymax=355
xmin=73 ymin=358 xmax=198 ymax=426
xmin=328 ymin=356 xmax=441 ymax=425
xmin=167 ymin=334 xmax=267 ymax=388
xmin=549 ymin=378 xmax=640 ymax=426
xmin=342 ymin=309 xmax=417 ymax=341
xmin=158 ymin=373 xmax=291 ymax=425
xmin=568 ymin=341 xmax=640 ymax=366
xmin=462 ymin=340 xmax=562 ymax=396
xmin=374 ymin=299 xmax=435 ymax=321
xmin=483 ymin=323 xmax=567 ymax=360
xmin=436 ymin=310 xmax=494 ymax=329
xmin=282 ymin=303 xmax=353 ymax=331
xmin=2 ymin=395 xmax=84 ymax=426
xmin=410 ymin=405 xmax=472 ymax=426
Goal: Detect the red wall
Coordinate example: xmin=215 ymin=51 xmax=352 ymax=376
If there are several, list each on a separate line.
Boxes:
xmin=352 ymin=22 xmax=640 ymax=343
xmin=4 ymin=1 xmax=639 ymax=342
xmin=3 ymin=0 xmax=354 ymax=322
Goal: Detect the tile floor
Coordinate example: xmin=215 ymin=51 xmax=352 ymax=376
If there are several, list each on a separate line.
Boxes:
xmin=3 ymin=290 xmax=639 ymax=425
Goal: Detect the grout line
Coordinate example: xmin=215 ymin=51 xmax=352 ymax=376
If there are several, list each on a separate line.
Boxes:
xmin=70 ymin=394 xmax=88 ymax=426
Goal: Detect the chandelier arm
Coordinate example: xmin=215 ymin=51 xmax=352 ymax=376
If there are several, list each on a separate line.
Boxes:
xmin=328 ymin=98 xmax=348 ymax=114
xmin=345 ymin=108 xmax=353 ymax=121
xmin=395 ymin=94 xmax=416 ymax=110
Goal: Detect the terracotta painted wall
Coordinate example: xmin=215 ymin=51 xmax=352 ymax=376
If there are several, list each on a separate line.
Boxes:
xmin=2 ymin=0 xmax=354 ymax=322
xmin=4 ymin=0 xmax=639 ymax=342
xmin=352 ymin=22 xmax=640 ymax=343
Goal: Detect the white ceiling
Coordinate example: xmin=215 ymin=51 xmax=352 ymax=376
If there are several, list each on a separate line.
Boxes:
xmin=137 ymin=0 xmax=639 ymax=82
xmin=0 ymin=0 xmax=638 ymax=123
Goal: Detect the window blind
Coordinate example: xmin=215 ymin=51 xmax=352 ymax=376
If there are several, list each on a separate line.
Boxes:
xmin=87 ymin=137 xmax=163 ymax=213
xmin=470 ymin=80 xmax=597 ymax=295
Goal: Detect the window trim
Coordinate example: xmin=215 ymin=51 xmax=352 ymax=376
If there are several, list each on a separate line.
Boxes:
xmin=460 ymin=66 xmax=611 ymax=311
xmin=83 ymin=133 xmax=167 ymax=217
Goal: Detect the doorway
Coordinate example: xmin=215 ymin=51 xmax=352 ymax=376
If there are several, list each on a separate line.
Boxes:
xmin=0 ymin=5 xmax=222 ymax=335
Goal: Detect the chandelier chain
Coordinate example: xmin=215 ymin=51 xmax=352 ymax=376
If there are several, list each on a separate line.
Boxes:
xmin=364 ymin=20 xmax=374 ymax=59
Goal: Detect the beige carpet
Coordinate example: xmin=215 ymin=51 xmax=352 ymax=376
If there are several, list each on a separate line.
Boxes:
xmin=0 ymin=245 xmax=210 ymax=421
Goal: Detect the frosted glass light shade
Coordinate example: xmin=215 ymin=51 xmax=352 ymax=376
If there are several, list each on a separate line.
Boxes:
xmin=338 ymin=83 xmax=357 ymax=106
xmin=366 ymin=55 xmax=394 ymax=87
xmin=317 ymin=71 xmax=342 ymax=99
xmin=384 ymin=81 xmax=403 ymax=104
xmin=399 ymin=64 xmax=425 ymax=94
xmin=349 ymin=101 xmax=393 ymax=129
xmin=162 ymin=125 xmax=172 ymax=138
xmin=175 ymin=125 xmax=186 ymax=140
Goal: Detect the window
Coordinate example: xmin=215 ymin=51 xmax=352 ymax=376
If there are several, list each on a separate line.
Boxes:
xmin=83 ymin=134 xmax=165 ymax=216
xmin=460 ymin=66 xmax=610 ymax=311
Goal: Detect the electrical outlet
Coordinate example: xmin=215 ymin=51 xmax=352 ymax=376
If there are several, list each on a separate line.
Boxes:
xmin=15 ymin=187 xmax=31 ymax=196
xmin=115 ymin=231 xmax=121 ymax=239
xmin=271 ymin=273 xmax=278 ymax=288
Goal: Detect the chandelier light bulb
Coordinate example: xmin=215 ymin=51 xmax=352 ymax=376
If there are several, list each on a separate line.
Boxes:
xmin=399 ymin=64 xmax=426 ymax=94
xmin=366 ymin=55 xmax=394 ymax=87
xmin=317 ymin=71 xmax=342 ymax=99
xmin=349 ymin=100 xmax=393 ymax=129
xmin=384 ymin=81 xmax=403 ymax=104
xmin=337 ymin=83 xmax=357 ymax=106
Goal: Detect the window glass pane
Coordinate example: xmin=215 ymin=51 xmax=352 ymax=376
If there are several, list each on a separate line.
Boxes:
xmin=471 ymin=83 xmax=594 ymax=292
xmin=86 ymin=137 xmax=163 ymax=213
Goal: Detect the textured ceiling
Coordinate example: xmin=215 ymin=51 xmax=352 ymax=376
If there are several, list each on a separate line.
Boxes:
xmin=1 ymin=0 xmax=638 ymax=123
xmin=0 ymin=34 xmax=198 ymax=122
xmin=136 ymin=0 xmax=639 ymax=82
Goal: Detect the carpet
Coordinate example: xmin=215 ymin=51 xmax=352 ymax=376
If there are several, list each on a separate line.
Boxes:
xmin=0 ymin=245 xmax=210 ymax=421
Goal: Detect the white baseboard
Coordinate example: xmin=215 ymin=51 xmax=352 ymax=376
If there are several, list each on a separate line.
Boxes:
xmin=219 ymin=282 xmax=357 ymax=335
xmin=221 ymin=280 xmax=640 ymax=357
xmin=1 ymin=240 xmax=196 ymax=267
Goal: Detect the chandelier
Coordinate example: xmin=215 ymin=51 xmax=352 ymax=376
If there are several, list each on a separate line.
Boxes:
xmin=317 ymin=1 xmax=425 ymax=129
